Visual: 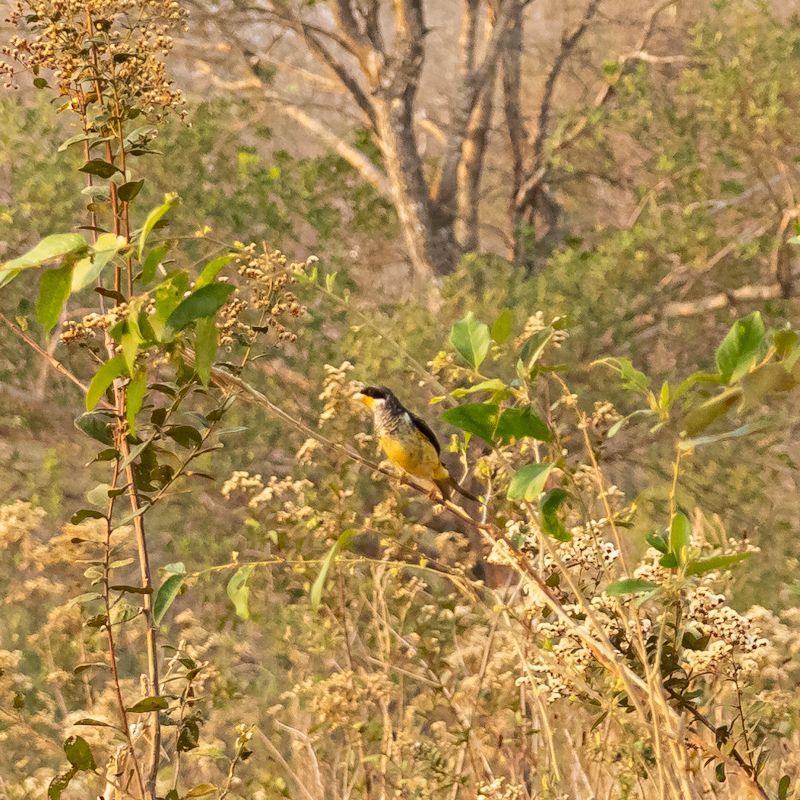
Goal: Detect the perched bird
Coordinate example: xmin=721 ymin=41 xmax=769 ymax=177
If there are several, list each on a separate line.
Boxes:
xmin=354 ymin=386 xmax=478 ymax=502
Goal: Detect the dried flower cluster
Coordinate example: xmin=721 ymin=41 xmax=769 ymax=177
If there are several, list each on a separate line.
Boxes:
xmin=216 ymin=245 xmax=312 ymax=349
xmin=318 ymin=360 xmax=357 ymax=425
xmin=291 ymin=670 xmax=393 ymax=733
xmin=60 ymin=303 xmax=130 ymax=344
xmin=221 ymin=470 xmax=313 ymax=511
xmin=514 ymin=311 xmax=568 ymax=349
xmin=2 ymin=0 xmax=186 ymax=118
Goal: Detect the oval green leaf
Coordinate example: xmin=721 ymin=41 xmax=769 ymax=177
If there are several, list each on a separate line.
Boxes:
xmin=507 ymin=462 xmax=555 ymax=502
xmin=449 ymin=312 xmax=490 ymax=369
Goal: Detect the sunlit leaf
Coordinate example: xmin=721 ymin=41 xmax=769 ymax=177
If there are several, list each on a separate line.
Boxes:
xmin=86 ymin=354 xmax=127 ymax=411
xmin=141 ymin=242 xmax=170 ymax=285
xmin=496 ymin=406 xmax=551 ymax=443
xmin=194 ymin=316 xmax=218 ymax=387
xmin=593 ymin=357 xmax=650 ymax=395
xmin=2 ymin=233 xmax=87 ymax=272
xmin=685 ymin=552 xmax=751 ymax=577
xmin=195 ymin=254 xmax=233 ymax=289
xmin=606 ymin=578 xmax=659 ymax=596
xmin=138 ymin=193 xmax=179 ymax=259
xmin=37 ymin=262 xmax=73 ymax=334
xmin=541 ymin=488 xmax=571 ymax=541
xmin=716 ymin=311 xmax=765 ymax=383
xmin=490 ymin=309 xmax=512 ymax=344
xmin=507 ymin=463 xmax=555 ymax=502
xmin=440 ymin=402 xmax=498 ymax=444
xmin=670 ymin=512 xmax=691 ymax=563
xmin=153 ymin=573 xmax=185 ymax=625
xmin=227 ymin=564 xmax=255 ymax=620
xmin=126 ymin=371 xmax=146 ymax=436
xmin=311 ymin=529 xmax=355 ymax=612
xmin=186 ymin=785 xmax=217 ymax=798
xmin=449 ymin=312 xmax=490 ymax=369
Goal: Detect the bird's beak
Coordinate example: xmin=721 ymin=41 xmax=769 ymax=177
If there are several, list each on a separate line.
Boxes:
xmin=353 ymin=391 xmax=373 ymax=408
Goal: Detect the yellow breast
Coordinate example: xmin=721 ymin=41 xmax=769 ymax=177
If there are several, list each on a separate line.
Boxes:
xmin=379 ymin=432 xmax=440 ymax=480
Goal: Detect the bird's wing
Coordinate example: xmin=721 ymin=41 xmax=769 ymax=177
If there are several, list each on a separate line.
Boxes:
xmin=409 ymin=411 xmax=442 ymax=455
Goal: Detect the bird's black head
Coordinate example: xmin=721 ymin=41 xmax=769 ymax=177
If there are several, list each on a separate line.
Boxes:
xmin=354 ymin=385 xmax=401 ymax=410
xmin=358 ymin=386 xmax=391 ymax=400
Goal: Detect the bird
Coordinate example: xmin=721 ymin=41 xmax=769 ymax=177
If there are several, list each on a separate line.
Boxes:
xmin=353 ymin=386 xmax=479 ymax=502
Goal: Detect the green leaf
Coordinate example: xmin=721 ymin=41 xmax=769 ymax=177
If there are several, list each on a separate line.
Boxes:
xmin=153 ymin=573 xmax=185 ymax=625
xmin=121 ymin=332 xmax=139 ymax=375
xmin=194 ymin=316 xmax=218 ymax=387
xmin=48 ymin=767 xmax=78 ymax=800
xmin=449 ymin=312 xmax=490 ymax=369
xmin=86 ymin=354 xmax=127 ymax=411
xmin=74 ymin=717 xmax=116 ymax=727
xmin=153 ymin=271 xmax=190 ymax=333
xmin=507 ymin=463 xmax=555 ymax=502
xmin=75 ymin=411 xmax=116 ymax=445
xmin=739 ymin=362 xmax=796 ymax=410
xmin=141 ymin=242 xmax=170 ymax=285
xmin=86 ymin=483 xmax=113 ymax=507
xmin=227 ymin=564 xmax=255 ymax=620
xmin=63 ymin=735 xmax=96 ymax=770
xmin=646 ymin=531 xmax=668 ymax=554
xmin=186 ymin=785 xmax=217 ymax=798
xmin=490 ymin=309 xmax=512 ymax=344
xmin=451 ymin=378 xmax=509 ymax=398
xmin=195 ymin=254 xmax=233 ymax=289
xmin=496 ymin=406 xmax=551 ymax=443
xmin=541 ymin=489 xmax=571 ymax=541
xmin=606 ymin=578 xmax=659 ymax=597
xmin=716 ymin=311 xmax=765 ymax=383
xmin=520 ymin=327 xmax=554 ymax=369
xmin=117 ymin=179 xmax=144 ymax=202
xmin=3 ymin=233 xmax=87 ymax=272
xmin=138 ymin=193 xmax=179 ymax=259
xmin=126 ymin=371 xmax=146 ymax=436
xmin=311 ymin=529 xmax=355 ymax=612
xmin=72 ymin=233 xmax=126 ymax=292
xmin=126 ymin=696 xmax=169 ymax=713
xmin=773 ymin=329 xmax=798 ymax=358
xmin=593 ymin=357 xmax=651 ymax=395
xmin=685 ymin=552 xmax=751 ymax=577
xmin=165 ymin=283 xmax=235 ymax=337
xmin=679 ymin=420 xmax=771 ymax=451
xmin=778 ymin=775 xmax=791 ymax=800
xmin=440 ymin=402 xmax=499 ymax=445
xmin=683 ymin=387 xmax=741 ymax=436
xmin=166 ymin=425 xmax=203 ymax=448
xmin=670 ymin=512 xmax=691 ymax=563
xmin=37 ymin=262 xmax=73 ymax=334
xmin=71 ymin=509 xmax=105 ymax=524
xmin=79 ymin=159 xmax=120 ymax=178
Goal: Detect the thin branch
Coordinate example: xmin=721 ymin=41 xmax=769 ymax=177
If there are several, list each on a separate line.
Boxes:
xmin=532 ymin=0 xmax=601 ymax=166
xmin=0 ymin=312 xmax=90 ymax=395
xmin=661 ymin=282 xmax=790 ymax=318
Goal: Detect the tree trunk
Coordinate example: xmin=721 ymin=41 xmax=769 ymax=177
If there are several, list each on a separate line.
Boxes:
xmin=455 ymin=81 xmax=495 ymax=252
xmin=373 ymin=92 xmax=457 ymax=281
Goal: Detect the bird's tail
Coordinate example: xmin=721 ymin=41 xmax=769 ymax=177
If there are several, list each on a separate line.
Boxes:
xmin=434 ymin=466 xmax=480 ymax=503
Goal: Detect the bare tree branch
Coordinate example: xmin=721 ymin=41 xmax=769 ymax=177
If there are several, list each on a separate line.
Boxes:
xmin=662 ymin=282 xmax=790 ymax=318
xmin=532 ymin=0 xmax=601 ymax=166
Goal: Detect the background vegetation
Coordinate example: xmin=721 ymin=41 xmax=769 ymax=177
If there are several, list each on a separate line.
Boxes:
xmin=0 ymin=0 xmax=799 ymax=798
